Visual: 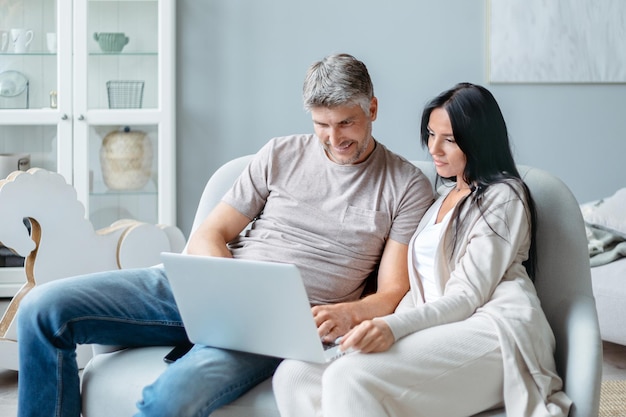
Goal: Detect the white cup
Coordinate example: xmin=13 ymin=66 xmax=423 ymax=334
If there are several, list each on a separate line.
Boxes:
xmin=10 ymin=28 xmax=34 ymax=53
xmin=0 ymin=31 xmax=9 ymax=52
xmin=46 ymin=32 xmax=57 ymax=53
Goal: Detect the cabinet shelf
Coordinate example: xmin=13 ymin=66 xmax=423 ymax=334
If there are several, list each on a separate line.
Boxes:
xmin=90 ymin=189 xmax=158 ymax=197
xmin=90 ymin=179 xmax=158 ymax=196
xmin=0 ymin=52 xmax=157 ymax=57
xmin=90 ymin=52 xmax=158 ymax=56
xmin=0 ymin=52 xmax=58 ymax=57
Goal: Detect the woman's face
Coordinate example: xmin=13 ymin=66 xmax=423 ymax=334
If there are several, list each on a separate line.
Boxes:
xmin=427 ymin=107 xmax=467 ymax=183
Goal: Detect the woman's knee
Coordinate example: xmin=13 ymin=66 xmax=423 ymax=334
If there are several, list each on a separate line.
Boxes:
xmin=273 ymin=359 xmax=320 ymax=394
xmin=273 ymin=360 xmax=326 ymax=417
xmin=322 ymin=354 xmax=370 ymax=393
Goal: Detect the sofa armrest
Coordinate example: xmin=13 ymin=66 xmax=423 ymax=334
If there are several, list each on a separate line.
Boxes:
xmin=553 ymin=295 xmax=602 ymax=417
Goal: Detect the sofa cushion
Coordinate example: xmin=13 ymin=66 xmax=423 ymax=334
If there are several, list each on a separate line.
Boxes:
xmin=82 ymin=346 xmax=171 ymax=417
xmin=81 ymin=346 xmax=281 ymax=417
xmin=81 ymin=345 xmax=506 ymax=416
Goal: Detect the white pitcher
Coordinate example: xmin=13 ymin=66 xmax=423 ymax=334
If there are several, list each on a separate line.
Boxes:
xmin=10 ymin=28 xmax=33 ymax=53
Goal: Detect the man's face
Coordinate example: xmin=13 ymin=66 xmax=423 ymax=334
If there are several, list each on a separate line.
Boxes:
xmin=311 ymin=98 xmax=378 ymax=165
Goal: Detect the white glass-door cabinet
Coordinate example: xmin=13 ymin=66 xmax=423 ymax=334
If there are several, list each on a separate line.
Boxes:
xmin=0 ymin=0 xmax=176 ymax=297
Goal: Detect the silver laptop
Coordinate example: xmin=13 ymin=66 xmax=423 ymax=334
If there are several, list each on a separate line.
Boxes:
xmin=161 ymin=252 xmax=345 ymax=363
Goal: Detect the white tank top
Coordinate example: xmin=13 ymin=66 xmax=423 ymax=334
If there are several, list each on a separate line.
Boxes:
xmin=412 ymin=198 xmax=453 ymax=302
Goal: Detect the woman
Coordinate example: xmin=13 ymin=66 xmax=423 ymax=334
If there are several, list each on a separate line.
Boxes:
xmin=272 ymin=83 xmax=571 ymax=417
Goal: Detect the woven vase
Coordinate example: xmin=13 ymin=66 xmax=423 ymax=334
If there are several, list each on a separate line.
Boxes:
xmin=100 ymin=127 xmax=152 ymax=190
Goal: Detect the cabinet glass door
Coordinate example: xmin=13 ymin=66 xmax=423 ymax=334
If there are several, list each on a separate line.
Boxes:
xmin=0 ymin=0 xmax=71 ymax=294
xmin=87 ymin=124 xmax=159 ymax=230
xmin=0 ymin=125 xmax=58 ymax=274
xmin=87 ymin=0 xmax=159 ymax=110
xmin=0 ymin=125 xmax=58 ymax=172
xmin=0 ymin=0 xmax=72 ymax=180
xmin=74 ymin=0 xmax=173 ymax=230
xmin=0 ymin=0 xmax=59 ymax=110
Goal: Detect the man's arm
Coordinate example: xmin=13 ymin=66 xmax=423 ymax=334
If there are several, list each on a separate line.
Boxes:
xmin=313 ymin=238 xmax=410 ymax=342
xmin=186 ymin=202 xmax=252 ymax=258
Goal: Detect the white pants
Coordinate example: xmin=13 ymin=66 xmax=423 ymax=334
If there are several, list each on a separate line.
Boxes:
xmin=272 ymin=315 xmax=504 ymax=417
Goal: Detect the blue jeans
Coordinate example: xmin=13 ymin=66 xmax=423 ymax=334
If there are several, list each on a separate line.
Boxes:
xmin=16 ymin=266 xmax=282 ymax=417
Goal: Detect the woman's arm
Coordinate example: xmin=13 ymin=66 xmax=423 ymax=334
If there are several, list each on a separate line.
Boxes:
xmin=385 ymin=185 xmax=532 ymax=341
xmin=343 ymin=184 xmax=532 ymax=352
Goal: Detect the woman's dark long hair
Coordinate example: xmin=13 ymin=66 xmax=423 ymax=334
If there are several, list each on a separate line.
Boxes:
xmin=420 ymin=83 xmax=538 ymax=280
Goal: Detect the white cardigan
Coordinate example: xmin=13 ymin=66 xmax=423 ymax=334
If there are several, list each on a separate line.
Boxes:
xmin=383 ymin=181 xmax=572 ymax=417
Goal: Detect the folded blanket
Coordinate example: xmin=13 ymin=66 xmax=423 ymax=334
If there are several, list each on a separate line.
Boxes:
xmin=581 ymin=188 xmax=626 ymax=267
xmin=585 ymin=224 xmax=626 ymax=267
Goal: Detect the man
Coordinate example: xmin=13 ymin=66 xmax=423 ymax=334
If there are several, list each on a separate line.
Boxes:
xmin=17 ymin=53 xmax=433 ymax=417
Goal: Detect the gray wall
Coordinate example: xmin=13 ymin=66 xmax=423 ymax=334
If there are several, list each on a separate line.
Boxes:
xmin=175 ymin=0 xmax=626 ymax=237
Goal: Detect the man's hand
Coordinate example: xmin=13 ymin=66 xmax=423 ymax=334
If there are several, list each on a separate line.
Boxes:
xmin=312 ymin=303 xmax=356 ymax=343
xmin=339 ymin=318 xmax=395 ymax=353
xmin=312 ymin=239 xmax=410 ymax=343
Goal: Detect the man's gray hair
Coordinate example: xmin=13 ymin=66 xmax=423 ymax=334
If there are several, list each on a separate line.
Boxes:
xmin=302 ymin=53 xmax=374 ymax=114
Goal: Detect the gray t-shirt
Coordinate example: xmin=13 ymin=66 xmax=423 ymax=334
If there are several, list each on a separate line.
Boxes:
xmin=222 ymin=134 xmax=433 ymax=305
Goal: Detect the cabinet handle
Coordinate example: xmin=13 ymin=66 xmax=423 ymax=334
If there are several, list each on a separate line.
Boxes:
xmin=61 ymin=114 xmax=69 ymax=120
xmin=78 ymin=115 xmax=85 ymax=121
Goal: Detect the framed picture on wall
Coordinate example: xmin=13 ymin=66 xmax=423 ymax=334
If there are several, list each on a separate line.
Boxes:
xmin=488 ymin=0 xmax=626 ymax=83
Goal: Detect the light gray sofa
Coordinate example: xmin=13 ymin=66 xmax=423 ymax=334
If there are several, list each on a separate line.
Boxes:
xmin=81 ymin=156 xmax=603 ymax=417
xmin=581 ymin=190 xmax=626 ymax=347
xmin=590 ymin=257 xmax=626 ymax=345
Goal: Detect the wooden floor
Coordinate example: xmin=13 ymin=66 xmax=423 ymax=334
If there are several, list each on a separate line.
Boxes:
xmin=1 ymin=299 xmax=626 ymax=416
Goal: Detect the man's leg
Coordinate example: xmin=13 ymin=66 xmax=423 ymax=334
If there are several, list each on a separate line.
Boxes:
xmin=17 ymin=266 xmax=187 ymax=417
xmin=136 ymin=345 xmax=282 ymax=417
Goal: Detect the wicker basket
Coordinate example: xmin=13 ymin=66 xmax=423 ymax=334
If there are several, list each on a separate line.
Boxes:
xmin=107 ymin=80 xmax=144 ymax=109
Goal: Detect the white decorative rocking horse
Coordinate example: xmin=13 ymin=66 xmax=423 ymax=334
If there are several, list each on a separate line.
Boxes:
xmin=0 ymin=168 xmax=185 ymax=370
